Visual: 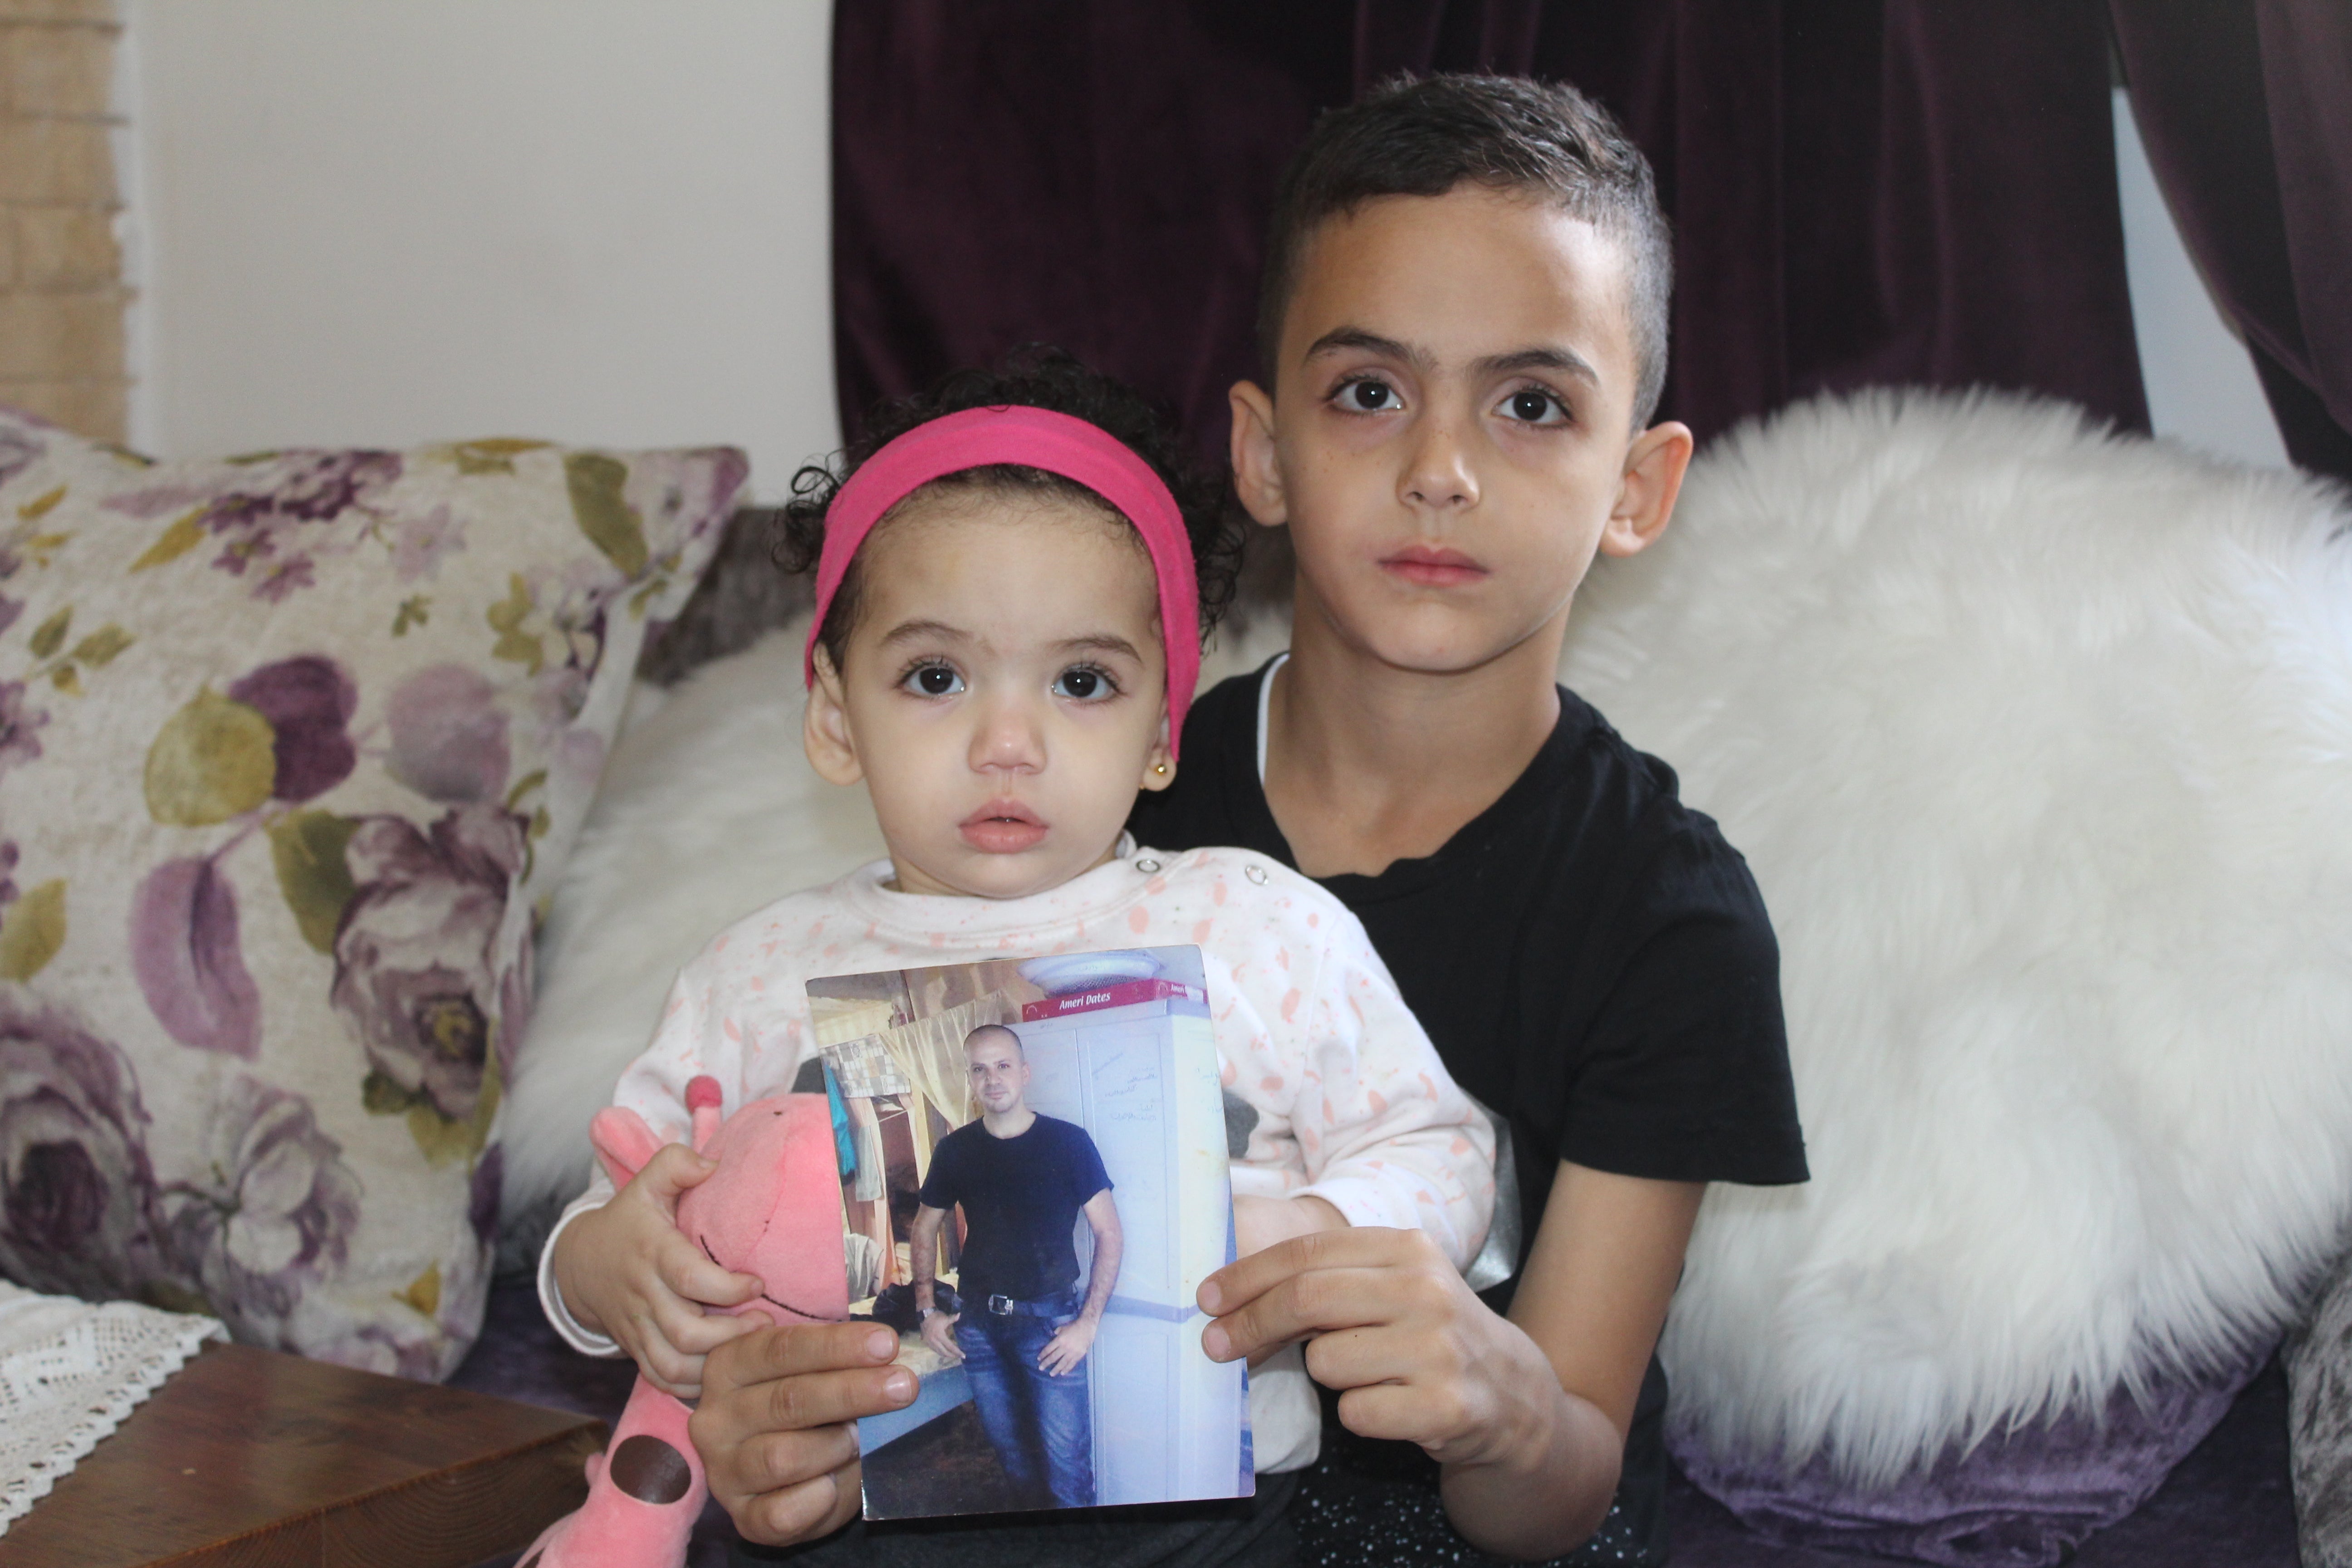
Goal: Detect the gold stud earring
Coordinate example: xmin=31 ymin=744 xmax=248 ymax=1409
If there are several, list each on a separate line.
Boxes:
xmin=1154 ymin=763 xmax=1168 ymax=775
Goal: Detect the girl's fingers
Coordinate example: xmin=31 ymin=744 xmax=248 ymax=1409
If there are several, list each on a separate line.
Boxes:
xmin=658 ymin=1238 xmax=764 ymax=1308
xmin=666 ymin=1304 xmax=764 ymax=1356
xmin=630 ymin=1142 xmax=720 ymax=1206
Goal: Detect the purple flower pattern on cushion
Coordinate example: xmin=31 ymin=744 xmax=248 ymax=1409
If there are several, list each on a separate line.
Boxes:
xmin=0 ymin=415 xmax=749 ymax=1374
xmin=162 ymin=1075 xmax=361 ymax=1343
xmin=104 ymin=449 xmax=404 ymax=603
xmin=0 ymin=995 xmax=166 ymax=1303
xmin=332 ymin=804 xmax=526 ymax=1123
xmin=226 ymin=655 xmax=359 ymax=803
xmin=391 ymin=506 xmax=466 ymax=583
xmin=384 ymin=664 xmax=511 ymax=805
xmin=0 ymin=424 xmax=43 ymax=490
xmin=0 ymin=680 xmax=46 ymax=782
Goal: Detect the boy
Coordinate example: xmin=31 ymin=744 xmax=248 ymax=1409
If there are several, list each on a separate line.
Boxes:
xmin=1132 ymin=74 xmax=1808 ymax=1565
xmin=694 ymin=73 xmax=1803 ymax=1567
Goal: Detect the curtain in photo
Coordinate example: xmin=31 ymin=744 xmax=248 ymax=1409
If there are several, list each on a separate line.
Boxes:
xmin=872 ymin=990 xmax=1019 ymax=1132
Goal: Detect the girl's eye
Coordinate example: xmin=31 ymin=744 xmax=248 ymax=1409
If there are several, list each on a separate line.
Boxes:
xmin=902 ymin=662 xmax=963 ymax=697
xmin=1498 ymin=387 xmax=1568 ymax=426
xmin=1053 ymin=666 xmax=1114 ymax=701
xmin=1336 ymin=378 xmax=1400 ymax=413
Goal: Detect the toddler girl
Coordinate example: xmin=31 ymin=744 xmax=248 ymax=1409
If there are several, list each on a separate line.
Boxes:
xmin=539 ymin=353 xmax=1494 ymax=1561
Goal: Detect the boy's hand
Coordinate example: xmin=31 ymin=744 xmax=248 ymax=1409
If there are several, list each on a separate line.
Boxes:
xmin=691 ymin=1322 xmax=918 ymax=1547
xmin=551 ymin=1142 xmax=765 ymax=1399
xmin=1197 ymin=1226 xmax=1555 ymax=1469
xmin=1233 ymin=1192 xmax=1348 ymax=1259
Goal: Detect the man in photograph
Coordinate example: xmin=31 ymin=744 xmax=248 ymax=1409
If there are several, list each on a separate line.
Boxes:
xmin=911 ymin=1024 xmax=1122 ymax=1510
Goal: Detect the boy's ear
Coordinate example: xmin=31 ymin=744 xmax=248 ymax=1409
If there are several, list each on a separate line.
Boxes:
xmin=1599 ymin=419 xmax=1694 ymax=560
xmin=1229 ymin=379 xmax=1289 ymax=529
xmin=802 ymin=647 xmax=866 ymax=786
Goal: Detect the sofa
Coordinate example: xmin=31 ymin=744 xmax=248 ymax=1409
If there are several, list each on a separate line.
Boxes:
xmin=4 ymin=392 xmax=2342 ymax=1567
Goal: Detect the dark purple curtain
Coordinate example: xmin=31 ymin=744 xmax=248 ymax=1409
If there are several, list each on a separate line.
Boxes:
xmin=2110 ymin=0 xmax=2352 ymax=480
xmin=833 ymin=2 xmax=2148 ymax=466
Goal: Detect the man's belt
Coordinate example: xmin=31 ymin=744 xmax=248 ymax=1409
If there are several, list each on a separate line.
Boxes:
xmin=980 ymin=1288 xmax=1078 ymax=1319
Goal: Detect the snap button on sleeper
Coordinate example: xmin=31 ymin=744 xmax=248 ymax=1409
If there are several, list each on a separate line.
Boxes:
xmin=1134 ymin=858 xmax=1161 ymax=874
xmin=1245 ymin=864 xmax=1268 ymax=885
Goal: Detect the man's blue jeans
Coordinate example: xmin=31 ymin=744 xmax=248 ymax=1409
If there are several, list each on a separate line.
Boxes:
xmin=954 ymin=1301 xmax=1094 ymax=1509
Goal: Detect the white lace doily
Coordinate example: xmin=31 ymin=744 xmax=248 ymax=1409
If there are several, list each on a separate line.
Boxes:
xmin=0 ymin=1281 xmax=224 ymax=1534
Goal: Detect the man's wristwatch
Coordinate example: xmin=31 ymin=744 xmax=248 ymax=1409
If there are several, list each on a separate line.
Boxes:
xmin=917 ymin=1306 xmax=937 ymax=1320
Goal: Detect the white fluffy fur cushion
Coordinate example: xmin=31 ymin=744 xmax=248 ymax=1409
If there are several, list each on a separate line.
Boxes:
xmin=500 ymin=616 xmax=1293 ymax=1238
xmin=1560 ymin=390 xmax=2352 ymax=1482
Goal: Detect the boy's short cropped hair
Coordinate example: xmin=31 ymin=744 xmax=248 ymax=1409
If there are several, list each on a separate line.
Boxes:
xmin=1259 ymin=73 xmax=1674 ymax=430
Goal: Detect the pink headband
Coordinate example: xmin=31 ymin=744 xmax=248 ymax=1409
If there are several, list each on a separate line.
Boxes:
xmin=805 ymin=404 xmax=1201 ymax=759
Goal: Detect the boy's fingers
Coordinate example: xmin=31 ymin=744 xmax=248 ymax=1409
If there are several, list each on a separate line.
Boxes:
xmin=720 ymin=1423 xmax=864 ymax=1499
xmin=1331 ymin=1381 xmax=1457 ymax=1447
xmin=743 ymin=1362 xmax=915 ymax=1435
xmin=708 ymin=1322 xmax=902 ymax=1391
xmin=1196 ymin=1225 xmax=1419 ymax=1317
xmin=1200 ymin=1263 xmax=1396 ymax=1363
xmin=731 ymin=1468 xmax=862 ymax=1548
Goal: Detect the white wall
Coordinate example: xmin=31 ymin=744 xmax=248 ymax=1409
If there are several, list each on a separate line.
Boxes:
xmin=115 ymin=19 xmax=2283 ymax=492
xmin=121 ymin=0 xmax=838 ymax=496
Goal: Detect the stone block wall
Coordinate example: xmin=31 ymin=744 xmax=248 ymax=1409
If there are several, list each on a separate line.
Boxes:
xmin=0 ymin=0 xmax=124 ymax=441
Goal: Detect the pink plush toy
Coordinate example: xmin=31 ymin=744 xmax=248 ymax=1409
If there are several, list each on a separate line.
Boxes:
xmin=519 ymin=1075 xmax=850 ymax=1568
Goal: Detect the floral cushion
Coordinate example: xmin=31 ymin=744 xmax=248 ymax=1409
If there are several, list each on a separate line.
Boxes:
xmin=0 ymin=409 xmax=744 ymax=1378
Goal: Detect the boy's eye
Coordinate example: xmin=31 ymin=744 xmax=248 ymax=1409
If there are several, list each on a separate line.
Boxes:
xmin=1497 ymin=387 xmax=1568 ymax=426
xmin=1053 ymin=665 xmax=1116 ymax=701
xmin=902 ymin=662 xmax=963 ymax=697
xmin=1336 ymin=378 xmax=1400 ymax=413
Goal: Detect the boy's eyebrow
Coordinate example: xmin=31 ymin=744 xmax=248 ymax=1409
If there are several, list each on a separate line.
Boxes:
xmin=1302 ymin=326 xmax=1430 ymax=371
xmin=1303 ymin=328 xmax=1599 ymax=388
xmin=1470 ymin=345 xmax=1599 ymax=387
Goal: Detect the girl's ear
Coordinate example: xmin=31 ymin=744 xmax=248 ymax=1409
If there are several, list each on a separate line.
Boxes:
xmin=1229 ymin=379 xmax=1289 ymax=529
xmin=1137 ymin=714 xmax=1176 ymax=794
xmin=803 ymin=647 xmax=866 ymax=786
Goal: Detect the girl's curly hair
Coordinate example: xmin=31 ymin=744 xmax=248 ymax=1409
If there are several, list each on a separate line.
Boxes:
xmin=779 ymin=346 xmax=1245 ymax=676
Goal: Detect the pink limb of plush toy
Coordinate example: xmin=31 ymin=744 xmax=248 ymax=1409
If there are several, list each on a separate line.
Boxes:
xmin=519 ymin=1074 xmax=850 ymax=1568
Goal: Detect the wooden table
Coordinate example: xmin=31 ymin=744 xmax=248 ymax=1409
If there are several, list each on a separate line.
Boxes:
xmin=0 ymin=1341 xmax=606 ymax=1568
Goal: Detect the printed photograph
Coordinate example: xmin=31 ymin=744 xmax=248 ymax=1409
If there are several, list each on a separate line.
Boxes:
xmin=806 ymin=944 xmax=1248 ymax=1520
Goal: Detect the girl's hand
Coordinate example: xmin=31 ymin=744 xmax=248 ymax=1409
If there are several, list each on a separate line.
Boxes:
xmin=691 ymin=1323 xmax=918 ymax=1546
xmin=1196 ymin=1225 xmax=1556 ymax=1468
xmin=551 ymin=1142 xmax=766 ymax=1399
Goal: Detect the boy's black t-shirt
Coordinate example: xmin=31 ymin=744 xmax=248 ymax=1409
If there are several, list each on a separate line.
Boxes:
xmin=1128 ymin=662 xmax=1807 ymax=1560
xmin=918 ymin=1113 xmax=1112 ymax=1304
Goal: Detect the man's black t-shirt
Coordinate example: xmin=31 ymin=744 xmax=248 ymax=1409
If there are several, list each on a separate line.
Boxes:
xmin=919 ymin=1113 xmax=1112 ymax=1304
xmin=1129 ymin=662 xmax=1808 ymax=1560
